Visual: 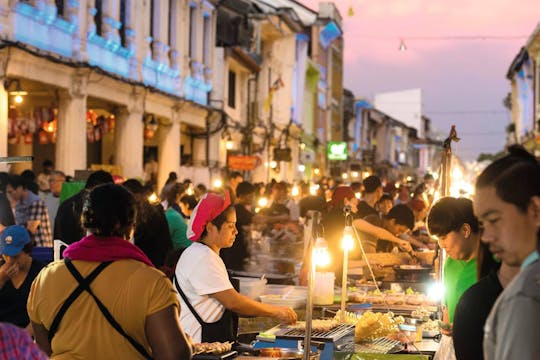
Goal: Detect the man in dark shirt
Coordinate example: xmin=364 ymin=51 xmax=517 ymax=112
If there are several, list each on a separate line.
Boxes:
xmin=357 ymin=175 xmax=383 ymax=219
xmin=54 ymin=170 xmax=113 ymax=244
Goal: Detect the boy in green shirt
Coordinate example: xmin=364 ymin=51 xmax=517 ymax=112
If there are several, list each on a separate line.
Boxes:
xmin=427 ymin=197 xmax=481 ymax=326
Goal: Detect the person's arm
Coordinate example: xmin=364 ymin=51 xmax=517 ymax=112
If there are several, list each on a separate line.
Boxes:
xmin=352 ymin=218 xmax=412 ymax=252
xmin=31 ymin=321 xmax=52 ymax=356
xmin=211 ymin=289 xmax=297 ymax=323
xmin=145 ymin=305 xmax=192 ymax=360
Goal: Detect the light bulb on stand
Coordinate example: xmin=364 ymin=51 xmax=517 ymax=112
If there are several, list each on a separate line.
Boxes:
xmin=342 ymin=226 xmax=354 ymax=251
xmin=312 ymin=237 xmax=330 ymax=268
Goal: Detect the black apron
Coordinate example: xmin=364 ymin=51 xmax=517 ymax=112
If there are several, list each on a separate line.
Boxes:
xmin=174 ymin=246 xmax=239 ymax=343
xmin=48 ymin=258 xmax=152 ymax=359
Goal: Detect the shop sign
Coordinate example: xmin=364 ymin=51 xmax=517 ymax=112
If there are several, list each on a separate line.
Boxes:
xmin=228 ymin=155 xmax=262 ymax=170
xmin=327 ymin=141 xmax=348 ymax=161
xmin=273 ymin=148 xmax=292 ymax=162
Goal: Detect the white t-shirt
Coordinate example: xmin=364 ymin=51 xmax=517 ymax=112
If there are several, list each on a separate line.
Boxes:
xmin=174 ymin=242 xmax=233 ymax=342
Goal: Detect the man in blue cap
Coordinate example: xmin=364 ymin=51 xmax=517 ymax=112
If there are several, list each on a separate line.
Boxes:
xmin=0 ymin=225 xmax=44 ymax=328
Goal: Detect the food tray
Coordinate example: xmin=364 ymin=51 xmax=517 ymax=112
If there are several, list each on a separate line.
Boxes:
xmin=259 ymin=295 xmax=306 ymax=309
xmin=193 ymin=350 xmax=237 ymax=359
xmin=422 ymin=330 xmax=440 ymax=338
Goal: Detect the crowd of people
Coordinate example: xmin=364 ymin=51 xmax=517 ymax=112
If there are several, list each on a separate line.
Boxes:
xmin=0 ymin=146 xmax=537 ymax=359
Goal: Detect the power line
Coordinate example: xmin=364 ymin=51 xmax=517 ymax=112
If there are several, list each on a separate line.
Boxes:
xmin=459 ymin=131 xmax=505 ymax=135
xmin=350 ymin=35 xmax=528 ymax=40
xmin=426 ymin=110 xmax=508 ymax=114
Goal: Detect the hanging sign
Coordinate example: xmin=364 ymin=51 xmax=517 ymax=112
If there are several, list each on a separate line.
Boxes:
xmin=327 ymin=141 xmax=348 ymax=161
xmin=227 ymin=155 xmax=262 ymax=170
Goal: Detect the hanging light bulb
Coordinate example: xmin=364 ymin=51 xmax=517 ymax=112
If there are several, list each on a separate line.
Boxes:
xmin=399 ymin=39 xmax=407 ymax=52
xmin=9 ymin=80 xmax=27 ymax=104
xmin=225 ymin=136 xmax=234 ymax=150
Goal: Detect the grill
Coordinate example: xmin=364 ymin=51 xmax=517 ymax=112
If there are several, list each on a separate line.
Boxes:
xmin=254 ymin=323 xmax=356 ymax=360
xmin=355 ymin=337 xmax=403 ymax=354
xmin=272 ymin=323 xmax=355 ymax=342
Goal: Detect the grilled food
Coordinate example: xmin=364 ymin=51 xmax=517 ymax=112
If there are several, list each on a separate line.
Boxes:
xmin=289 ymin=319 xmax=340 ymax=332
xmin=193 ymin=341 xmax=232 ymax=355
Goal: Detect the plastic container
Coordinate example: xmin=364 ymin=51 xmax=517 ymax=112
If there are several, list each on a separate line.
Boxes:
xmin=259 ymin=294 xmax=306 ymax=309
xmin=313 ymin=272 xmax=335 ymax=305
xmin=233 ymin=277 xmax=267 ymax=300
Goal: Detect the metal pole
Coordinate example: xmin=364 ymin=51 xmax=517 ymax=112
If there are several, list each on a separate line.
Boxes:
xmin=303 ymin=211 xmax=319 ymax=360
xmin=340 ymin=247 xmax=348 ymax=322
xmin=437 ymin=126 xmax=459 ymax=316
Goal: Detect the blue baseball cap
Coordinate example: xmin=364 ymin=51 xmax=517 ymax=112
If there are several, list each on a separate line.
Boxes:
xmin=0 ymin=225 xmax=30 ymax=256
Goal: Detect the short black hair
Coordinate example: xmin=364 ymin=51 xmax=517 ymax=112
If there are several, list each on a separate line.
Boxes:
xmin=230 ymin=171 xmax=243 ymax=180
xmin=427 ymin=197 xmax=479 ymax=237
xmin=179 ymin=195 xmax=197 ymax=210
xmin=387 ymin=204 xmax=414 ymax=230
xmin=85 ymin=170 xmax=114 ymax=190
xmin=7 ymin=175 xmax=25 ymax=189
xmin=378 ymin=193 xmax=393 ymax=203
xmin=236 ymin=181 xmax=255 ymax=198
xmin=363 ymin=175 xmax=382 ymax=193
xmin=122 ymin=178 xmax=145 ymax=194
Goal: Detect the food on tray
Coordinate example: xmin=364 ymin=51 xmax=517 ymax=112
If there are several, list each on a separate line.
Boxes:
xmin=385 ymin=293 xmax=405 ymax=305
xmin=348 ymin=292 xmax=367 ymax=303
xmin=405 ymin=293 xmax=425 ymax=306
xmin=353 ymin=311 xmax=404 ymax=342
xmin=289 ymin=319 xmax=339 ymax=332
xmin=411 ymin=307 xmax=432 ymax=320
xmin=423 ymin=319 xmax=440 ymax=332
xmin=193 ymin=342 xmax=232 ymax=355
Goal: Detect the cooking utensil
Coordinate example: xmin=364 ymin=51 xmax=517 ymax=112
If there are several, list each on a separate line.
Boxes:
xmin=393 ymin=265 xmax=433 ymax=281
xmin=406 ymin=250 xmax=420 ymax=265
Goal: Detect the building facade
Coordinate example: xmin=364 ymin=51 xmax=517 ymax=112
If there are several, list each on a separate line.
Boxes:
xmin=0 ymin=0 xmax=217 ymax=187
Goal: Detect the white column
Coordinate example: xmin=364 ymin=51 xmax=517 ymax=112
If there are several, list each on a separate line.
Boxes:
xmin=56 ymin=72 xmax=89 ymax=177
xmin=114 ymin=88 xmax=144 ymax=179
xmin=157 ymin=109 xmax=180 ymax=190
xmin=101 ymin=0 xmax=121 ymax=44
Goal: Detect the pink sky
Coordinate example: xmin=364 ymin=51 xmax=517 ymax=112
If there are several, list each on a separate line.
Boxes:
xmin=299 ymin=0 xmax=539 ymax=160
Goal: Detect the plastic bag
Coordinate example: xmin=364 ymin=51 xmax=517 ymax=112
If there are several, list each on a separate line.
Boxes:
xmin=433 ymin=335 xmax=457 ymax=360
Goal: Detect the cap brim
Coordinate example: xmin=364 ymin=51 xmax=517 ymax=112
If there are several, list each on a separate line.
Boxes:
xmin=1 ymin=244 xmax=24 ymax=256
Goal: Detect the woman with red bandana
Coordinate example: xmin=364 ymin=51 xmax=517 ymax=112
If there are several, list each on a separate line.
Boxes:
xmin=174 ymin=192 xmax=297 ymax=343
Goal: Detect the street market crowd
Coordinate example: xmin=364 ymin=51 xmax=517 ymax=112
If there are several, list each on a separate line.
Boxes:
xmin=0 ymin=145 xmax=538 ymax=359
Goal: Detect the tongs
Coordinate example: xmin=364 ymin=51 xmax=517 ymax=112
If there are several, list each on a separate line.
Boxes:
xmin=407 ymin=250 xmax=420 ymax=265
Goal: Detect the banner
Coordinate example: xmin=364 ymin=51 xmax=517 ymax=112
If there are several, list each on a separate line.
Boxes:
xmin=227 ymin=155 xmax=262 ymax=170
